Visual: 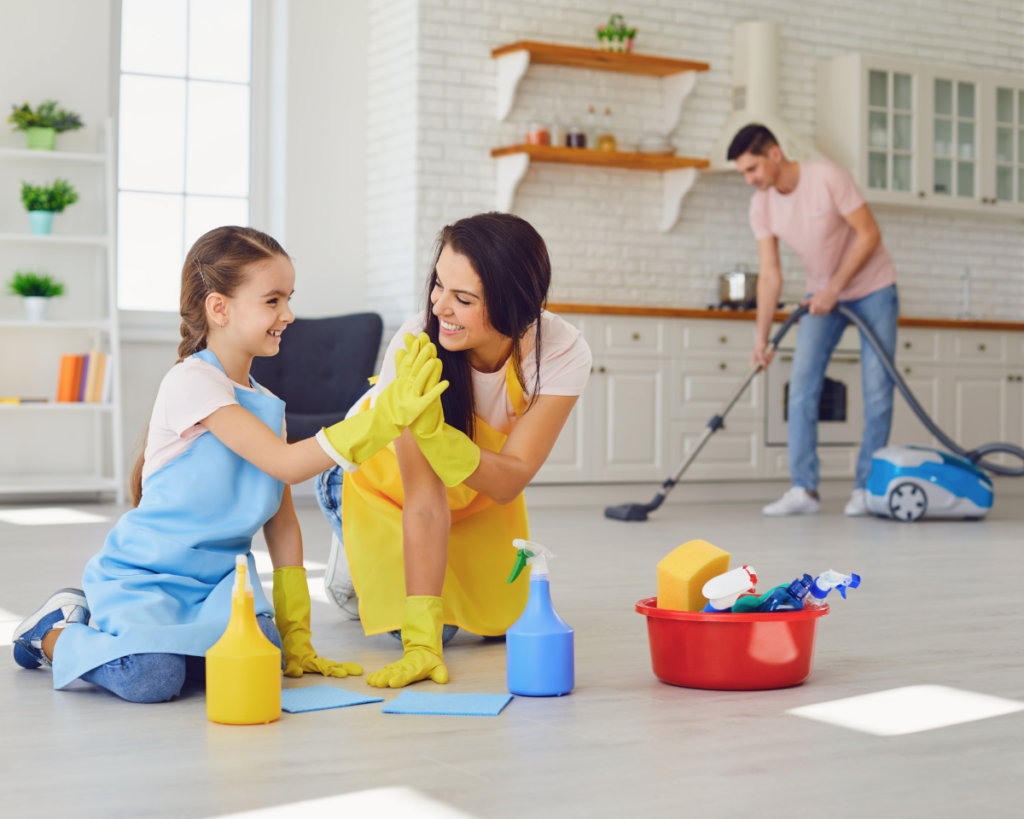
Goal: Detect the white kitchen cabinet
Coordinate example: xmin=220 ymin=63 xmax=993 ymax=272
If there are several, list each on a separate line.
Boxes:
xmin=670 ymin=418 xmax=762 ymax=481
xmin=591 ymin=356 xmax=668 ymax=482
xmin=530 ymin=312 xmax=1024 ymax=486
xmin=817 ymin=55 xmax=1024 ymax=219
xmin=889 ymin=363 xmax=944 ymax=448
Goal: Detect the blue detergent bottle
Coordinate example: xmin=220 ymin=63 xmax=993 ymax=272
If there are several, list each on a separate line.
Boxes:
xmin=505 ymin=539 xmax=574 ymax=697
xmin=756 ymin=573 xmax=814 ymax=612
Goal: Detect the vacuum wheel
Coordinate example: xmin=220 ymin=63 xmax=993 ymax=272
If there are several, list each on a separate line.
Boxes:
xmin=888 ymin=482 xmax=927 ymax=521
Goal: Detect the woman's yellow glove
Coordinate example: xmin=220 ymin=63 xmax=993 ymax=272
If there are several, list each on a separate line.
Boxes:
xmin=272 ymin=566 xmax=363 ymax=678
xmin=318 ymin=332 xmax=447 ymax=466
xmin=407 ymin=381 xmax=481 ymax=487
xmin=366 ymin=596 xmax=449 ymax=689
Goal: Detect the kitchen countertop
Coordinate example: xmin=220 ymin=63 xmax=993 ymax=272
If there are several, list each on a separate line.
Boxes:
xmin=546 ymin=302 xmax=1024 ymax=332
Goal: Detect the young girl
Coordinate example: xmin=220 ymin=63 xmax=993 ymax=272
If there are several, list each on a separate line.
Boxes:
xmin=13 ymin=226 xmax=446 ymax=703
xmin=316 ymin=212 xmax=592 ymax=689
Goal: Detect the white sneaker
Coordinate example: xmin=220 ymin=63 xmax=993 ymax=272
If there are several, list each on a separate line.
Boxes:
xmin=762 ymin=487 xmax=821 ymax=516
xmin=844 ymin=488 xmax=868 ymax=517
xmin=324 ymin=533 xmax=361 ymax=620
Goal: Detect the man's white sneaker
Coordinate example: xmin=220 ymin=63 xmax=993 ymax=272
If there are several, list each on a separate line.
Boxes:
xmin=844 ymin=488 xmax=868 ymax=517
xmin=324 ymin=533 xmax=361 ymax=620
xmin=762 ymin=487 xmax=821 ymax=516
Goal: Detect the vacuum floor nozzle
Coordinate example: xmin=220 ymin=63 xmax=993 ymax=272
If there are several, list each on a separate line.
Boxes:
xmin=604 ymin=503 xmax=651 ymax=521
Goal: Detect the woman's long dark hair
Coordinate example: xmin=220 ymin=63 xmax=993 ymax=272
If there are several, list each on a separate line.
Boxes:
xmin=424 ymin=212 xmax=551 ymax=441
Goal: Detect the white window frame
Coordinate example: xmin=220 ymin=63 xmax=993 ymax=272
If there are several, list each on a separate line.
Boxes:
xmin=113 ymin=0 xmax=279 ymax=336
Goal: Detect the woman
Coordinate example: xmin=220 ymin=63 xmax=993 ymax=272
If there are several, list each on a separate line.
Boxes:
xmin=316 ymin=212 xmax=592 ymax=689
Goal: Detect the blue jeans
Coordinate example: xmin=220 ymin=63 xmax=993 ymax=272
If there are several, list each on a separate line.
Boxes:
xmin=316 ymin=467 xmax=346 ymax=542
xmin=79 ymin=615 xmax=282 ymax=704
xmin=788 ymin=284 xmax=899 ymax=491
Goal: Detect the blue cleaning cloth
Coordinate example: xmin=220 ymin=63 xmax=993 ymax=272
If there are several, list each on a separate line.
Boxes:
xmin=380 ymin=692 xmax=513 ymax=716
xmin=280 ymin=686 xmax=384 ymax=713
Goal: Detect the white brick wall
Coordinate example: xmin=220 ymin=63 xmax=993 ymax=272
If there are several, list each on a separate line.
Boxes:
xmin=367 ymin=0 xmax=1024 ymax=330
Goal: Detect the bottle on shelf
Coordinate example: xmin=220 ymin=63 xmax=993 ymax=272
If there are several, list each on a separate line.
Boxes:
xmin=567 ymin=125 xmax=585 ymax=148
xmin=597 ymin=107 xmax=617 ymax=152
xmin=585 ymin=105 xmax=597 ymax=149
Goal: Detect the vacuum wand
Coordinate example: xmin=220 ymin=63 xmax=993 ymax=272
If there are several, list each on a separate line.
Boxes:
xmin=604 ymin=307 xmax=808 ymax=521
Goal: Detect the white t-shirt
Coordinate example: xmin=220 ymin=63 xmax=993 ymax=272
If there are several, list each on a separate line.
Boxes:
xmin=370 ymin=310 xmax=592 ymax=436
xmin=142 ymin=356 xmax=285 ymax=485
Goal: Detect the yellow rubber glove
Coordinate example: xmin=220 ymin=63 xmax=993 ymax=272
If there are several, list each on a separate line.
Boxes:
xmin=273 ymin=566 xmax=363 ymax=678
xmin=407 ymin=380 xmax=481 ymax=488
xmin=366 ymin=596 xmax=449 ymax=689
xmin=320 ymin=332 xmax=447 ymax=466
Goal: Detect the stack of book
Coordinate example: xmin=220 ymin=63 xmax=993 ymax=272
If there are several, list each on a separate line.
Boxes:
xmin=57 ymin=351 xmax=113 ymax=403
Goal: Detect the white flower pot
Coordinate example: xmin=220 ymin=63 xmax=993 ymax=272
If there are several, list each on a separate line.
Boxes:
xmin=23 ymin=297 xmax=49 ymax=322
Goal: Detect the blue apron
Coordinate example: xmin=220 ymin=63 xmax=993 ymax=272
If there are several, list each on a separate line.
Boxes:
xmin=53 ymin=350 xmax=285 ymax=689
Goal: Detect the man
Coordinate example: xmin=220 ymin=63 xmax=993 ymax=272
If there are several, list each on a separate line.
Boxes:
xmin=729 ymin=124 xmax=899 ymax=516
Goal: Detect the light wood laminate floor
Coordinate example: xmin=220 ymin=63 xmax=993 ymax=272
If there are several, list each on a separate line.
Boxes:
xmin=2 ymin=492 xmax=1022 ymax=818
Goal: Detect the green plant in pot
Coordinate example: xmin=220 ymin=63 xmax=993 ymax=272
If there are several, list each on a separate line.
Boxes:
xmin=7 ymin=100 xmax=84 ymax=151
xmin=7 ymin=270 xmax=65 ymax=322
xmin=21 ymin=179 xmax=79 ymax=235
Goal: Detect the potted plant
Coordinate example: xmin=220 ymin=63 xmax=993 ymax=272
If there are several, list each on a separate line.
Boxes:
xmin=20 ymin=179 xmax=79 ymax=235
xmin=6 ymin=270 xmax=65 ymax=321
xmin=596 ymin=15 xmax=636 ymax=52
xmin=7 ymin=100 xmax=84 ymax=151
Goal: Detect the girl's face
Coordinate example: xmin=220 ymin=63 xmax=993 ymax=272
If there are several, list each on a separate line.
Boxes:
xmin=211 ymin=254 xmax=295 ymax=357
xmin=430 ymin=244 xmax=504 ymax=355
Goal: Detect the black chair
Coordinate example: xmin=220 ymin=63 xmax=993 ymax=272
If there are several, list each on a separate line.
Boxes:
xmin=250 ymin=313 xmax=383 ymax=442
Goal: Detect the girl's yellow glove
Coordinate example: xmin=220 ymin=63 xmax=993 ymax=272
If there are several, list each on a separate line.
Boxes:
xmin=273 ymin=566 xmax=363 ymax=678
xmin=318 ymin=332 xmax=447 ymax=466
xmin=366 ymin=596 xmax=449 ymax=688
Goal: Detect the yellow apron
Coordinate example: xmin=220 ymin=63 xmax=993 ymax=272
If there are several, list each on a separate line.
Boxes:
xmin=342 ymin=365 xmax=530 ymax=636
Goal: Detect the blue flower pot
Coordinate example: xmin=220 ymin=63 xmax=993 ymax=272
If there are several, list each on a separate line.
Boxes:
xmin=29 ymin=211 xmax=54 ymax=235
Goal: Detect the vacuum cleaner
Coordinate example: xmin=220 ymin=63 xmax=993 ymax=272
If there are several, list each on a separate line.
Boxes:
xmin=605 ymin=304 xmax=1024 ymax=522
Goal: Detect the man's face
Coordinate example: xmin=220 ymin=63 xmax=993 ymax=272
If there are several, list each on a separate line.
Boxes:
xmin=735 ymin=146 xmax=781 ymax=191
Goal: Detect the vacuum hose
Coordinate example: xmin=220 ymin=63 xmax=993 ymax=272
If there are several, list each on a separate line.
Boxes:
xmin=836 ymin=304 xmax=1024 ymax=477
xmin=604 ymin=303 xmax=1024 ymax=521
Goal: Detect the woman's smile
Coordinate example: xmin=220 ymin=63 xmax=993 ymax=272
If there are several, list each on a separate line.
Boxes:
xmin=439 ymin=318 xmax=464 ymax=335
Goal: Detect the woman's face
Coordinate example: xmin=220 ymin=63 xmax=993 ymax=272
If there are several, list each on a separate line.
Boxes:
xmin=430 ymin=244 xmax=504 ymax=354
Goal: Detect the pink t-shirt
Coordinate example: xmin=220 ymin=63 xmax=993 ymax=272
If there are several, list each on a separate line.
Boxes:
xmin=142 ymin=356 xmax=285 ymax=485
xmin=749 ymin=160 xmax=896 ymax=301
xmin=370 ymin=310 xmax=592 ymax=436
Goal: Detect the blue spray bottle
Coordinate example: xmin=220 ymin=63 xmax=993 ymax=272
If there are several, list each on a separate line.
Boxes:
xmin=505 ymin=539 xmax=574 ymax=697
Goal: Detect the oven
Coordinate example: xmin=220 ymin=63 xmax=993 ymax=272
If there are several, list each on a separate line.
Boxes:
xmin=766 ymin=344 xmax=864 ymax=447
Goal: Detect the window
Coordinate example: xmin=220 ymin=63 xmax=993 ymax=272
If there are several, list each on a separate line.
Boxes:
xmin=866 ymin=70 xmax=913 ymax=193
xmin=933 ymin=79 xmax=975 ymax=198
xmin=117 ymin=0 xmax=253 ymax=312
xmin=995 ymin=87 xmax=1024 ymax=203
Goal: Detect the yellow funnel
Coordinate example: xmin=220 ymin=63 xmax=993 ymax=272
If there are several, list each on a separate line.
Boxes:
xmin=206 ymin=555 xmax=281 ymax=725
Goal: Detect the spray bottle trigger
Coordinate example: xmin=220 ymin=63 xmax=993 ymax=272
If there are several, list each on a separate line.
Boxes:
xmin=507 ymin=549 xmax=532 ymax=584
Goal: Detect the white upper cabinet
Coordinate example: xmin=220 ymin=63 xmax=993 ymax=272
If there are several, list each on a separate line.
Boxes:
xmin=817 ymin=54 xmax=1024 ymax=219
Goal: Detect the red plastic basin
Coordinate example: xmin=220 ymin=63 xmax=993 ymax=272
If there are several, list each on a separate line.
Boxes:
xmin=635 ymin=597 xmax=829 ymax=691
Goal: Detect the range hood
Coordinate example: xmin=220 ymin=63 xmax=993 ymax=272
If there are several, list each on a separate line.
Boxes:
xmin=709 ymin=21 xmax=821 ymax=172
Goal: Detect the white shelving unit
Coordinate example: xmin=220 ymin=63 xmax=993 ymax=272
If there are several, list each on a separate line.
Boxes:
xmin=0 ymin=117 xmax=124 ymax=503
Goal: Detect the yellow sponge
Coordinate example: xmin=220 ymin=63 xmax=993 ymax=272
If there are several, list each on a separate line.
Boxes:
xmin=657 ymin=540 xmax=731 ymax=612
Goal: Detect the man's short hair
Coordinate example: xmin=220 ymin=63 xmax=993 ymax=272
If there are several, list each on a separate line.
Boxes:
xmin=727 ymin=124 xmax=779 ymax=161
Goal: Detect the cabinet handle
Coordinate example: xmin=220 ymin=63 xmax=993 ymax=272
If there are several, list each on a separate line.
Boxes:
xmin=632 ymin=332 xmax=640 ymax=340
xmin=904 ymin=367 xmax=912 ymax=374
xmin=979 ymin=343 xmax=987 ymax=351
xmin=904 ymin=341 xmax=912 ymax=349
xmin=598 ymin=366 xmax=606 ymax=373
xmin=918 ymin=191 xmax=926 ymax=198
xmin=719 ymin=335 xmax=727 ymax=343
xmin=719 ymin=362 xmax=727 ymax=370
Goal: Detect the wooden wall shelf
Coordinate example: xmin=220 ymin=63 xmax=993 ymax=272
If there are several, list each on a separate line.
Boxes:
xmin=491 ymin=41 xmax=710 ymax=76
xmin=492 ymin=40 xmax=709 ymax=132
xmin=491 ymin=145 xmax=709 ymax=171
xmin=491 ymin=146 xmax=709 ymax=232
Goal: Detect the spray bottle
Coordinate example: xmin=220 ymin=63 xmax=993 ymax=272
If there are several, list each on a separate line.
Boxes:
xmin=804 ymin=570 xmax=861 ymax=610
xmin=732 ymin=574 xmax=814 ymax=613
xmin=505 ymin=539 xmax=574 ymax=697
xmin=702 ymin=566 xmax=757 ymax=613
xmin=206 ymin=555 xmax=281 ymax=725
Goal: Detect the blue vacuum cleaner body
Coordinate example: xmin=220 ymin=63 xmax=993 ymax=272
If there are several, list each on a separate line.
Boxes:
xmin=866 ymin=445 xmax=994 ymax=521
